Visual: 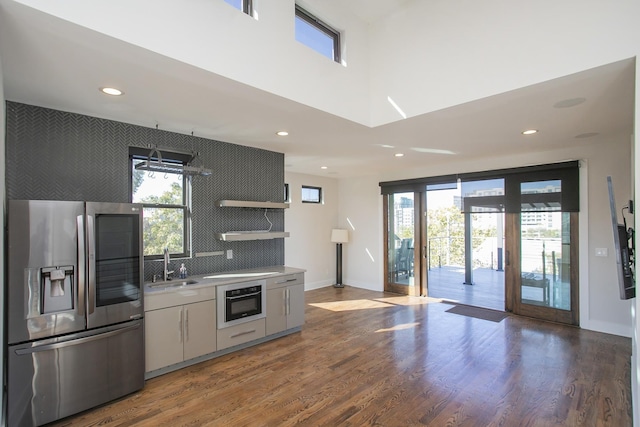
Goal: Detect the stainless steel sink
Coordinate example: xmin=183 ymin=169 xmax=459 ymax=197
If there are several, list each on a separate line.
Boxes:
xmin=149 ymin=279 xmax=198 ymax=288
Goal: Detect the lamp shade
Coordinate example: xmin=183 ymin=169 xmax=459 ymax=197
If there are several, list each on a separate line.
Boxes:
xmin=331 ymin=229 xmax=349 ymax=243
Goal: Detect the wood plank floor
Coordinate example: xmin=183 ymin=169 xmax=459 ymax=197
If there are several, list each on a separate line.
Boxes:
xmin=50 ymin=286 xmax=632 ymax=427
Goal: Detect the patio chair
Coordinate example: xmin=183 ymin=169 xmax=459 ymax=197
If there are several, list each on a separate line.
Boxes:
xmin=397 ymin=238 xmax=414 ymax=278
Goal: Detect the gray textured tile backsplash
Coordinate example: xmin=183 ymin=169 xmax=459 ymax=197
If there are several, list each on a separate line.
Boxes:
xmin=5 ymin=101 xmax=285 ymax=278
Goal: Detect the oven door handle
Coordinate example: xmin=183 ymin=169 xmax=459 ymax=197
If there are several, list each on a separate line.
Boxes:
xmin=226 ymin=291 xmax=261 ymax=300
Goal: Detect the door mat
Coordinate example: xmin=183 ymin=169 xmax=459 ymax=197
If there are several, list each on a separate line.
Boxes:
xmin=445 ymin=305 xmax=508 ymax=323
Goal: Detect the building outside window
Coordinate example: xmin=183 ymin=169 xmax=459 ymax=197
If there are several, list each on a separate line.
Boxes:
xmin=302 ymin=185 xmax=322 ymax=203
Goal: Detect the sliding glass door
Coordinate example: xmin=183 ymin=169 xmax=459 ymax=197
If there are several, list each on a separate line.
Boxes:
xmin=380 ymin=161 xmax=580 ymax=326
xmin=425 ymin=180 xmax=506 ymax=310
xmin=384 ymin=192 xmax=420 ymax=295
xmin=505 ymin=180 xmax=579 ymax=324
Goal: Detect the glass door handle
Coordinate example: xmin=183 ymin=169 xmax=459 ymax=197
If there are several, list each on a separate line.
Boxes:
xmin=86 ymin=214 xmax=96 ymax=315
xmin=77 ymin=215 xmax=86 ymax=317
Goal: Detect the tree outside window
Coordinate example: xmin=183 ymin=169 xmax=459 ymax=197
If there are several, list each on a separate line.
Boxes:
xmin=131 ymin=159 xmax=190 ymax=259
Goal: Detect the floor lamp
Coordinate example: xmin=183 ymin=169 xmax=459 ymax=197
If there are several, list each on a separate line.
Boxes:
xmin=331 ymin=229 xmax=349 ymax=288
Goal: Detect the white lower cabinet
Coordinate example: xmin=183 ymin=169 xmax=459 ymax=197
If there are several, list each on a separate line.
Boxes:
xmin=144 ymin=268 xmax=305 ymax=377
xmin=145 ymin=299 xmax=216 ymax=372
xmin=266 ymin=283 xmax=305 ymax=336
xmin=217 ymin=318 xmax=266 ymax=350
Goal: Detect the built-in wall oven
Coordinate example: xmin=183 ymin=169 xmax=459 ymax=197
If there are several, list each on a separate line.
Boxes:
xmin=217 ymin=280 xmax=266 ymax=328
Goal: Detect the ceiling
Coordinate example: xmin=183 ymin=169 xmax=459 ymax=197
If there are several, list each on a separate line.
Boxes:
xmin=0 ymin=1 xmax=635 ymax=179
xmin=342 ymin=0 xmax=413 ymax=24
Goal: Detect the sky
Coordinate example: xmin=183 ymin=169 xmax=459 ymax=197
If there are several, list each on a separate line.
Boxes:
xmin=132 ymin=169 xmax=181 ymax=203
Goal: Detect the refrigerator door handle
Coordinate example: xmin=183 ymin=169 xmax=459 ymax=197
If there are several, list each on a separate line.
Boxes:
xmin=14 ymin=322 xmax=141 ymax=355
xmin=77 ymin=215 xmax=86 ymax=317
xmin=87 ymin=214 xmax=96 ymax=315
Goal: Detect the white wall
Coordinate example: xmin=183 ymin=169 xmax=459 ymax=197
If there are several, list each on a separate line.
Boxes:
xmin=338 ymin=174 xmax=383 ymax=291
xmin=16 ymin=0 xmax=639 ymax=132
xmin=284 ymin=172 xmax=339 ymax=290
xmin=369 ymin=0 xmax=640 ymax=126
xmin=14 ymin=0 xmax=372 ymax=126
xmin=339 ymin=135 xmax=634 ymax=337
xmin=584 ymin=137 xmax=634 ymax=335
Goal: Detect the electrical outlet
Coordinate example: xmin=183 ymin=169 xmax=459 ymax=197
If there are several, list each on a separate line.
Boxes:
xmin=595 ymin=248 xmax=608 ymax=257
xmin=226 ymin=249 xmax=233 ymax=259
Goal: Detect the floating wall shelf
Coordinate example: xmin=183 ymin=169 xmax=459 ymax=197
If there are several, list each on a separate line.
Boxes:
xmin=217 ymin=200 xmax=289 ymax=241
xmin=217 ymin=231 xmax=290 ymax=241
xmin=218 ymin=200 xmax=289 ymax=209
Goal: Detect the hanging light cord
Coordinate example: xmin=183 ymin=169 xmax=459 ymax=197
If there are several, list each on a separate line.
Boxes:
xmin=264 ymin=209 xmax=273 ymax=232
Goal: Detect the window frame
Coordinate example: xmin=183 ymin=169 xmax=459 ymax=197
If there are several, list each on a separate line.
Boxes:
xmin=379 ymin=161 xmax=579 ymax=213
xmin=129 ymin=147 xmax=192 ymax=260
xmin=295 ymin=5 xmax=341 ymax=63
xmin=301 ymin=185 xmax=322 ymax=204
xmin=224 ymin=0 xmax=253 ymax=15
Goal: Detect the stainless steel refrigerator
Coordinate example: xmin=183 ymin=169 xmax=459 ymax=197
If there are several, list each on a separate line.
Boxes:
xmin=6 ymin=200 xmax=145 ymax=427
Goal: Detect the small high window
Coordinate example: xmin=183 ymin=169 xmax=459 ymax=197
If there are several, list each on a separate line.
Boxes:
xmin=302 ymin=185 xmax=322 ymax=204
xmin=295 ymin=5 xmax=341 ymax=63
xmin=225 ymin=0 xmax=252 ymax=15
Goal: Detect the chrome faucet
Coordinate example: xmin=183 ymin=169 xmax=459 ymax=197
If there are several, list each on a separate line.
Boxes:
xmin=163 ymin=248 xmax=174 ymax=281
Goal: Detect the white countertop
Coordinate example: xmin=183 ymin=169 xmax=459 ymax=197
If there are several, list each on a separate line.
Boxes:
xmin=144 ymin=265 xmax=306 ymax=294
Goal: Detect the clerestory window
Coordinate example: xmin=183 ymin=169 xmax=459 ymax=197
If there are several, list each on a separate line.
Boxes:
xmin=302 ymin=185 xmax=322 ymax=203
xmin=224 ymin=0 xmax=253 ymax=16
xmin=295 ymin=5 xmax=341 ymax=63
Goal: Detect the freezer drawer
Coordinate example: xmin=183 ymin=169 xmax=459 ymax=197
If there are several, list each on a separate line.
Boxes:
xmin=7 ymin=320 xmax=145 ymax=427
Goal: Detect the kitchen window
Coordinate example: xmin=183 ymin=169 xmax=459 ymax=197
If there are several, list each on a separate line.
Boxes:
xmin=129 ymin=147 xmax=191 ymax=260
xmin=302 ymin=185 xmax=322 ymax=203
xmin=295 ymin=5 xmax=341 ymax=63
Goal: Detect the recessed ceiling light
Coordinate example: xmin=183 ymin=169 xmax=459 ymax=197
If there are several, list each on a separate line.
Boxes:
xmin=411 ymin=147 xmax=456 ymax=155
xmin=522 ymin=129 xmax=538 ymax=135
xmin=100 ymin=87 xmax=123 ymax=96
xmin=276 ymin=131 xmax=289 ymax=136
xmin=380 ymin=144 xmax=395 ymax=149
xmin=575 ymin=132 xmax=599 ymax=139
xmin=554 ymin=97 xmax=586 ymax=109
xmin=395 ymin=153 xmax=404 ymax=157
xmin=320 ymin=166 xmax=328 ymax=169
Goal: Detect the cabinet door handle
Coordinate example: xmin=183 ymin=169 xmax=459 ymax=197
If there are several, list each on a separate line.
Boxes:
xmin=285 ymin=288 xmax=290 ymax=315
xmin=185 ymin=308 xmax=189 ymax=342
xmin=276 ymin=278 xmax=297 ymax=284
xmin=282 ymin=290 xmax=287 ymax=316
xmin=178 ymin=309 xmax=183 ymax=343
xmin=231 ymin=329 xmax=256 ymax=339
